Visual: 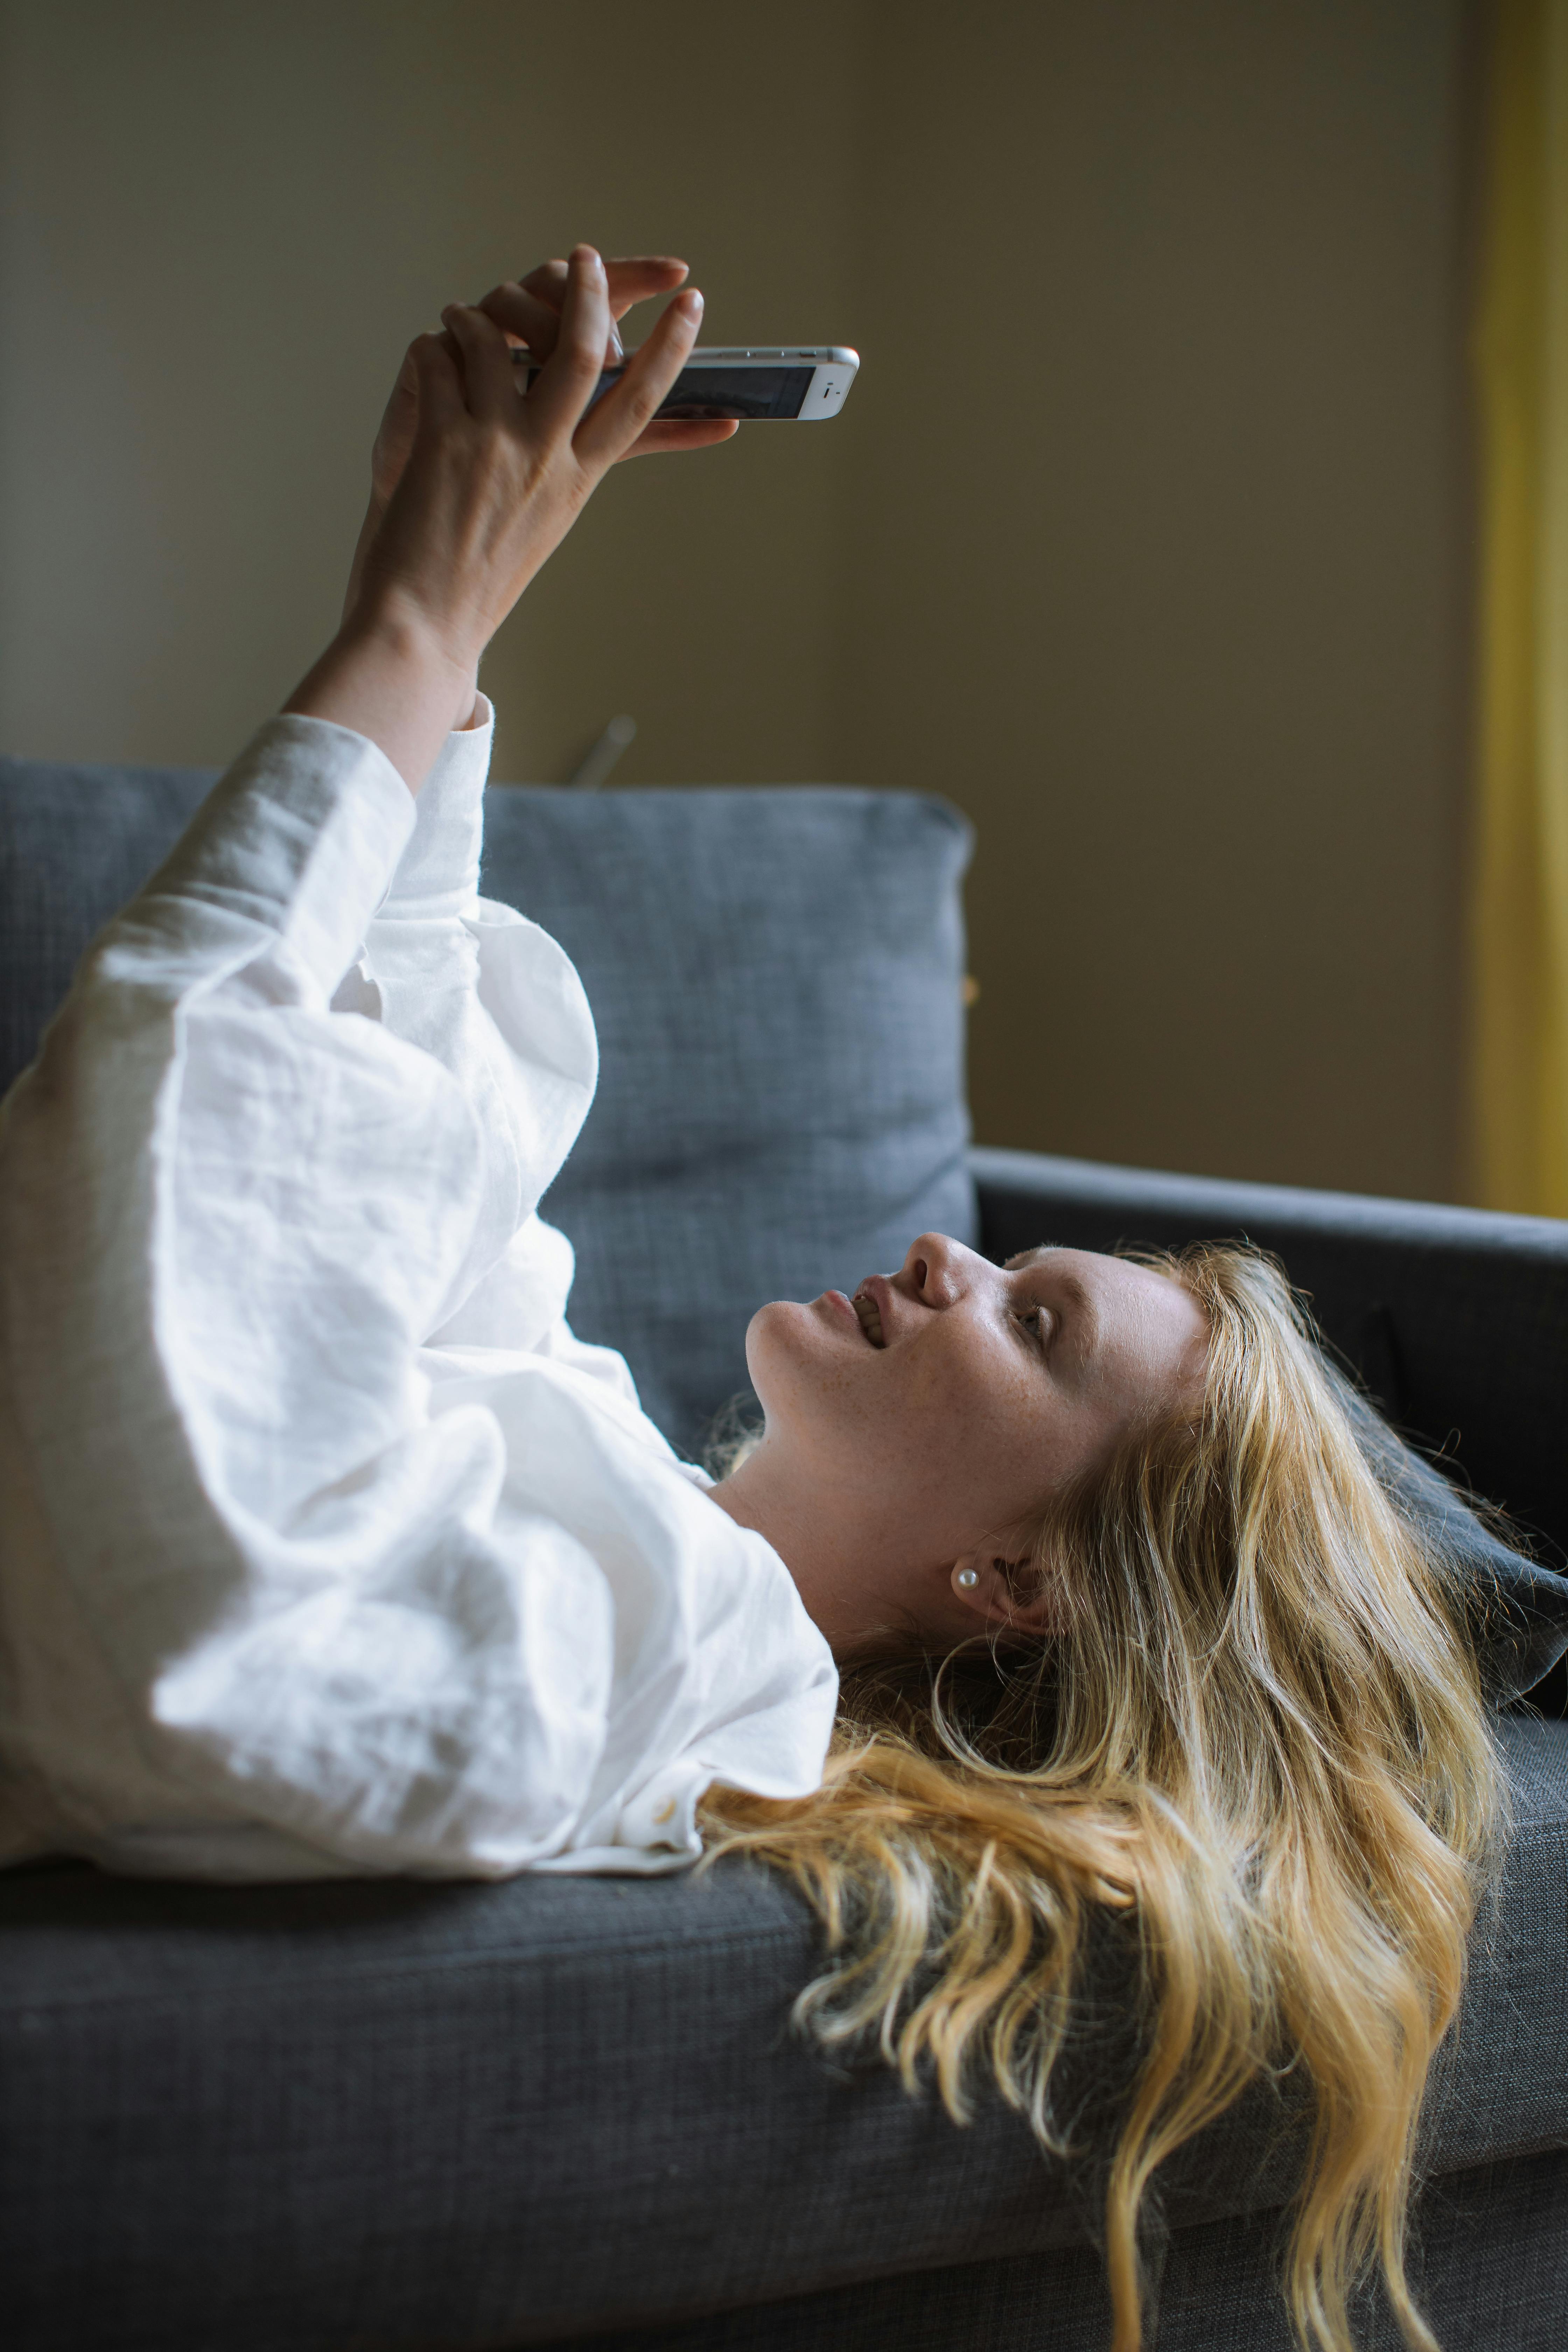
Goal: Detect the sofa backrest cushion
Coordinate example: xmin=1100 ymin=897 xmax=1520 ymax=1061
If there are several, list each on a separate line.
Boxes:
xmin=0 ymin=760 xmax=976 ymax=1452
xmin=1340 ymin=1383 xmax=1568 ymax=1704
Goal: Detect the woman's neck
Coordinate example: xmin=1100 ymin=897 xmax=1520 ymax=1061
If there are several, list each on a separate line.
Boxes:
xmin=710 ymin=1442 xmax=934 ymax=1657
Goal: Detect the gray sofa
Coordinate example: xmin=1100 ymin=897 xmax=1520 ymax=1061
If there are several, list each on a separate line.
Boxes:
xmin=1 ymin=757 xmax=1565 ymax=2352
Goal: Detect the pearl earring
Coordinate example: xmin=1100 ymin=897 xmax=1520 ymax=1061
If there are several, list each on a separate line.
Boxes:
xmin=955 ymin=1567 xmax=979 ymax=1590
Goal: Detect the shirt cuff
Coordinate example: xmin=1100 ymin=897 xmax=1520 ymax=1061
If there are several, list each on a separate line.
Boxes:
xmin=146 ymin=713 xmax=418 ymax=1000
xmin=379 ymin=693 xmax=496 ymax=918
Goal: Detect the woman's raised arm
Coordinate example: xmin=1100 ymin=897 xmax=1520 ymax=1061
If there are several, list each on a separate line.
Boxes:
xmin=285 ymin=245 xmax=729 ymax=793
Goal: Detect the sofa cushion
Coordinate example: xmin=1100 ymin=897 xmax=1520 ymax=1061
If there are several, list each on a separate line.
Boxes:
xmin=0 ymin=760 xmax=976 ymax=1451
xmin=0 ymin=1714 xmax=1562 ymax=2352
xmin=1343 ymin=1384 xmax=1568 ymax=1704
xmin=481 ymin=786 xmax=976 ymax=1450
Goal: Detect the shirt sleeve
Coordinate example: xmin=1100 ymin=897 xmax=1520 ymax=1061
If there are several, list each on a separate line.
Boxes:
xmin=338 ymin=694 xmax=601 ymax=1350
xmin=0 ymin=714 xmax=614 ymax=1874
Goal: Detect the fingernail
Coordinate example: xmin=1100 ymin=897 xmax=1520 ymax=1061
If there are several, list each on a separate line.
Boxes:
xmin=607 ymin=323 xmax=625 ymax=362
xmin=678 ymin=289 xmax=703 ymax=319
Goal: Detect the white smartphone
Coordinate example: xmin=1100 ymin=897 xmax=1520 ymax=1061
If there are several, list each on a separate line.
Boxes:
xmin=514 ymin=345 xmax=859 ymax=423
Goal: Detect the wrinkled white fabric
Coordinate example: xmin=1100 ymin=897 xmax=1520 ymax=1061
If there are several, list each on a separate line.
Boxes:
xmin=0 ymin=702 xmax=836 ymax=1881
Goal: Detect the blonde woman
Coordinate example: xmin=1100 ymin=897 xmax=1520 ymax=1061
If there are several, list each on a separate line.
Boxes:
xmin=0 ymin=249 xmax=1528 ymax=2352
xmin=707 ymin=1240 xmax=1506 ymax=2352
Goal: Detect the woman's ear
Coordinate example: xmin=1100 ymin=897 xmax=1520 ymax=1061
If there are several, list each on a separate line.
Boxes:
xmin=950 ymin=1552 xmax=1055 ymax=1633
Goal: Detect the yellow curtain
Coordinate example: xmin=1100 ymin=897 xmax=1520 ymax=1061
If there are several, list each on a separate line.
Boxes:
xmin=1471 ymin=0 xmax=1568 ymax=1215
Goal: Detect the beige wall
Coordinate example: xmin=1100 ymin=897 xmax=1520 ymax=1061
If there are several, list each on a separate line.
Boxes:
xmin=839 ymin=0 xmax=1474 ymax=1198
xmin=0 ymin=0 xmax=860 ymax=785
xmin=1 ymin=0 xmax=1473 ymax=1200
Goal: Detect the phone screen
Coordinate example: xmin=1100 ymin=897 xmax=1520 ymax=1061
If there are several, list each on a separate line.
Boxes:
xmin=649 ymin=366 xmax=815 ymax=420
xmin=521 ymin=362 xmax=816 ymax=421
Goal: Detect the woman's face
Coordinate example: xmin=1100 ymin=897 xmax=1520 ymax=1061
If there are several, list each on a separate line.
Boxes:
xmin=732 ymin=1234 xmax=1208 ymax=1651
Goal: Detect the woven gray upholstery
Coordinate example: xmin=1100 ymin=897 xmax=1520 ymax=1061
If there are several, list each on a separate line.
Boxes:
xmin=576 ymin=2149 xmax=1568 ymax=2351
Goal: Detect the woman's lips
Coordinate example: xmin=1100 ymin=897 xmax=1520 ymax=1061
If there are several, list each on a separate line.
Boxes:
xmin=818 ymin=1288 xmax=886 ymax=1347
xmin=817 ymin=1283 xmax=894 ymax=1347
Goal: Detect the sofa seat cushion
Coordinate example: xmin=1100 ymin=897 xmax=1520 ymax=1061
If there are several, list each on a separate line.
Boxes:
xmin=0 ymin=1716 xmax=1562 ymax=2352
xmin=0 ymin=762 xmax=976 ymax=1451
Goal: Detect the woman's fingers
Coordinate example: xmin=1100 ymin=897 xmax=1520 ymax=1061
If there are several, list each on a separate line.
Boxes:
xmin=405 ymin=331 xmax=467 ymax=438
xmin=524 ymin=246 xmax=615 ymax=443
xmin=330 ymin=253 xmax=715 ymax=729
xmin=439 ymin=303 xmax=519 ymax=419
xmin=603 ymin=257 xmax=690 ymax=320
xmin=476 ymin=280 xmax=572 ymax=359
xmin=478 ymin=275 xmax=621 ymax=368
xmin=519 ymin=256 xmax=688 ymax=319
xmin=612 ymin=416 xmax=740 ymax=463
xmin=516 ymin=257 xmax=569 ymax=304
xmin=487 ymin=255 xmax=689 ymax=354
xmin=574 ymin=286 xmax=704 ymax=467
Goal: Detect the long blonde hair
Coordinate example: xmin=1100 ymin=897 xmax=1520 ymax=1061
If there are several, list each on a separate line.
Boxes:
xmin=703 ymin=1244 xmax=1504 ymax=2352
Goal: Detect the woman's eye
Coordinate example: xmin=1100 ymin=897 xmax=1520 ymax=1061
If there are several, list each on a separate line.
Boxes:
xmin=1015 ymin=1305 xmax=1049 ymax=1352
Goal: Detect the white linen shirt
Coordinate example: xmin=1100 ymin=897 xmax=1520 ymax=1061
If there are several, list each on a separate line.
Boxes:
xmin=0 ymin=703 xmax=837 ymax=1881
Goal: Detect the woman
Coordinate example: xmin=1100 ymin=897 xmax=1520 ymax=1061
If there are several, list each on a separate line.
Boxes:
xmin=0 ymin=249 xmax=1502 ymax=2352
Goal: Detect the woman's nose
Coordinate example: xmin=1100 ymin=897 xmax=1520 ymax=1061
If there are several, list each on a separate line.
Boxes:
xmin=899 ymin=1231 xmax=975 ymax=1307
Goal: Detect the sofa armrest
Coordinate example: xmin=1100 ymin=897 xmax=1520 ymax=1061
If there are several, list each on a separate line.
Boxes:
xmin=970 ymin=1146 xmax=1568 ymax=1567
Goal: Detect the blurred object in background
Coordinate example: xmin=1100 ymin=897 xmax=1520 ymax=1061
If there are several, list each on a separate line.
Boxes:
xmin=1469 ymin=0 xmax=1568 ymax=1218
xmin=565 ymin=715 xmax=637 ymax=791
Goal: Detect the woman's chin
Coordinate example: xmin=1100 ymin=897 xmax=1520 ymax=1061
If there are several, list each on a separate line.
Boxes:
xmin=747 ymin=1295 xmax=816 ymax=1367
xmin=745 ymin=1294 xmax=862 ymax=1395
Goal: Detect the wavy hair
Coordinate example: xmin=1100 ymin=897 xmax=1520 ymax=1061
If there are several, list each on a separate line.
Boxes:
xmin=702 ymin=1244 xmax=1504 ymax=2352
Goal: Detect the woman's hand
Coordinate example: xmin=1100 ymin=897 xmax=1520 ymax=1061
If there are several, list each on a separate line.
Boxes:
xmin=345 ymin=254 xmax=733 ymax=614
xmin=290 ymin=246 xmax=733 ymax=792
xmin=477 ymin=255 xmax=741 ymax=464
